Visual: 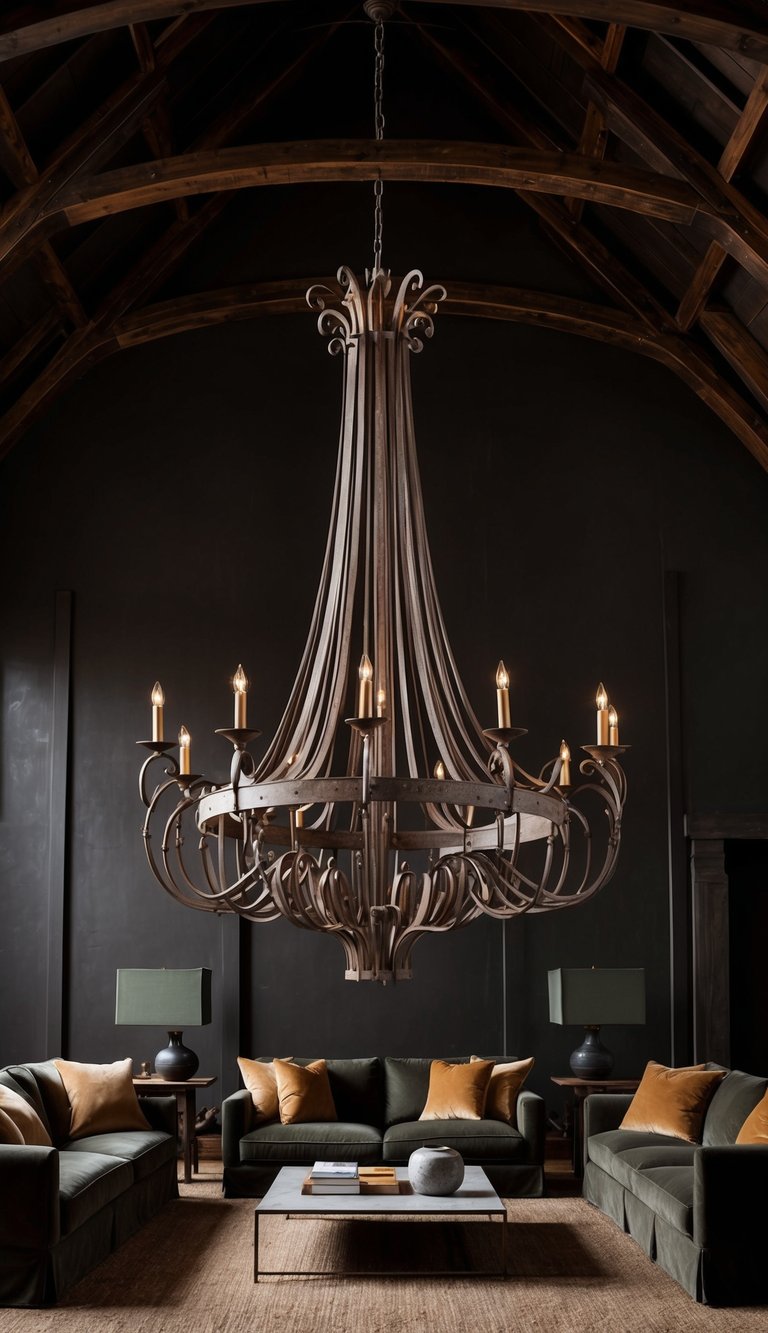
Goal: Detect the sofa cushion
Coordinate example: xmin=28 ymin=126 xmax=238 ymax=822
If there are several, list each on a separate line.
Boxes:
xmin=471 ymin=1056 xmax=534 ymax=1124
xmin=736 ymin=1089 xmax=768 ymax=1144
xmin=238 ymin=1058 xmax=281 ymax=1125
xmin=628 ymin=1165 xmax=695 ymax=1237
xmin=239 ymin=1121 xmax=382 ymax=1164
xmin=419 ymin=1060 xmax=494 ymax=1121
xmin=53 ymin=1058 xmax=150 ymax=1139
xmin=58 ymin=1151 xmax=134 ymax=1235
xmin=64 ymin=1129 xmax=176 ymax=1181
xmin=385 ymin=1058 xmax=433 ymax=1126
xmin=588 ymin=1128 xmax=691 ymax=1181
xmin=274 ymin=1059 xmax=337 ymax=1125
xmin=3 ymin=1062 xmax=71 ymax=1143
xmin=0 ymin=1085 xmax=52 ymax=1146
xmin=605 ymin=1143 xmax=697 ymax=1190
xmin=383 ymin=1118 xmax=526 ymax=1163
xmin=703 ymin=1070 xmax=768 ymax=1146
xmin=621 ymin=1062 xmax=725 ymax=1143
xmin=326 ymin=1059 xmax=383 ymax=1128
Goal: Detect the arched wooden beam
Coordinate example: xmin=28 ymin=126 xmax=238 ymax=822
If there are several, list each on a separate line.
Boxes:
xmin=0 ymin=0 xmax=766 ymax=64
xmin=5 ymin=140 xmax=764 ymax=291
xmin=1 ymin=279 xmax=766 ymax=472
xmin=0 ymin=140 xmax=713 ymax=275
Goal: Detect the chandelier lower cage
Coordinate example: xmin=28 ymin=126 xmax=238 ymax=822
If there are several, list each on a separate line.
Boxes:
xmin=138 ymin=266 xmax=629 ymax=982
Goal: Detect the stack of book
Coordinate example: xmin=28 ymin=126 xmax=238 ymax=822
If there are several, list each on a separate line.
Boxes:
xmin=302 ymin=1162 xmax=400 ymax=1195
xmin=303 ymin=1162 xmax=360 ymax=1194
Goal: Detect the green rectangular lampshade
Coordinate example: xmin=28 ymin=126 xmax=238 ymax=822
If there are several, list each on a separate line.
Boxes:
xmin=548 ymin=967 xmax=646 ymax=1026
xmin=115 ymin=968 xmax=212 ymax=1027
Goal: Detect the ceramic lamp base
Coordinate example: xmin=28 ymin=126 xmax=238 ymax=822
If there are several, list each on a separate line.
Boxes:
xmin=569 ymin=1026 xmax=613 ymax=1080
xmin=154 ymin=1031 xmax=199 ymax=1082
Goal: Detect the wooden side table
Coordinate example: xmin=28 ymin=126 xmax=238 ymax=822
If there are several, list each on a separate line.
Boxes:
xmin=133 ymin=1076 xmax=216 ymax=1183
xmin=551 ymin=1076 xmax=640 ymax=1176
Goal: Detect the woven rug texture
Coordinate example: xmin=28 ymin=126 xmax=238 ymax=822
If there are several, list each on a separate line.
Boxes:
xmin=3 ymin=1177 xmax=768 ymax=1333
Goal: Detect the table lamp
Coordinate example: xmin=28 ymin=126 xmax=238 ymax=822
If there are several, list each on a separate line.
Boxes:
xmin=548 ymin=967 xmax=646 ymax=1079
xmin=115 ymin=968 xmax=212 ymax=1081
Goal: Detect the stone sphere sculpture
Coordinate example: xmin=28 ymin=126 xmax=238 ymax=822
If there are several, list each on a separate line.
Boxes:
xmin=408 ymin=1145 xmax=464 ymax=1196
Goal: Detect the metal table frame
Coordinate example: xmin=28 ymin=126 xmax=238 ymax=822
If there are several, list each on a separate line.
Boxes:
xmin=254 ymin=1165 xmax=507 ymax=1280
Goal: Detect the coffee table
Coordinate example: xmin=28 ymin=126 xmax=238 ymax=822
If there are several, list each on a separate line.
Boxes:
xmin=254 ymin=1165 xmax=507 ymax=1280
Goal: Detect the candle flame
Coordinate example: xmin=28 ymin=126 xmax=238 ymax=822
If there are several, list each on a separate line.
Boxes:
xmin=151 ymin=682 xmax=165 ymax=707
xmin=233 ymin=663 xmax=248 ymax=695
xmin=178 ymin=725 xmax=190 ymax=747
xmin=496 ymin=660 xmax=510 ymax=690
xmin=434 ymin=760 xmax=446 ymax=781
xmin=559 ymin=740 xmax=571 ymax=762
xmin=608 ymin=705 xmax=618 ymax=728
xmin=359 ymin=654 xmax=373 ymax=682
xmin=376 ymin=688 xmax=386 ymax=709
xmin=596 ymin=682 xmax=608 ymax=710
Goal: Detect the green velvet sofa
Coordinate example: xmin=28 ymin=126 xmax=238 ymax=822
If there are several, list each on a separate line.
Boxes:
xmin=583 ymin=1067 xmax=768 ymax=1305
xmin=222 ymin=1055 xmax=544 ymax=1198
xmin=0 ymin=1060 xmax=179 ymax=1307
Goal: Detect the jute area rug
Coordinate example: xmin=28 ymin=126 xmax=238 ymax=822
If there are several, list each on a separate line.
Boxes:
xmin=4 ymin=1171 xmax=768 ymax=1333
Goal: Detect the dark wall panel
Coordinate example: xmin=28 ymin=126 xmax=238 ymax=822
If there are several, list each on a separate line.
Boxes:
xmin=2 ymin=185 xmax=768 ymax=1112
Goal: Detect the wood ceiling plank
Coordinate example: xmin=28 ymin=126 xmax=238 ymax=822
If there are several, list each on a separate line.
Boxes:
xmin=0 ymin=80 xmax=86 ymax=326
xmin=1 ymin=1 xmax=767 ymax=63
xmin=568 ymin=23 xmax=627 ymax=222
xmin=700 ymin=306 xmax=768 ymax=412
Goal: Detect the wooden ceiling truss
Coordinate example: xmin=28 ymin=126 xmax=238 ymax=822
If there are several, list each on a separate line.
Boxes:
xmin=1 ymin=1 xmax=768 ymax=473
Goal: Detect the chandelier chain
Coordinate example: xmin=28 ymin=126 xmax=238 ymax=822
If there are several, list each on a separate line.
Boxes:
xmin=373 ymin=16 xmax=385 ymax=272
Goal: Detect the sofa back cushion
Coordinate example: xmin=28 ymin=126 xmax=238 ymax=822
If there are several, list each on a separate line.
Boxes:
xmin=251 ymin=1058 xmax=384 ymax=1128
xmin=621 ymin=1061 xmax=725 ymax=1143
xmin=3 ymin=1061 xmax=72 ymax=1144
xmin=0 ymin=1085 xmax=52 ymax=1146
xmin=384 ymin=1057 xmax=521 ymax=1127
xmin=703 ymin=1070 xmax=768 ymax=1146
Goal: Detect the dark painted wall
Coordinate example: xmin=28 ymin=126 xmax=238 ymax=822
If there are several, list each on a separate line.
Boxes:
xmin=1 ymin=9 xmax=768 ymax=1102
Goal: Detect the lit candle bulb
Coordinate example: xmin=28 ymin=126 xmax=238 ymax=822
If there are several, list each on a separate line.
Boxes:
xmin=596 ymin=682 xmax=610 ymax=745
xmin=559 ymin=740 xmax=571 ymax=787
xmin=358 ymin=654 xmax=373 ymax=717
xmin=376 ymin=688 xmax=386 ymax=717
xmin=434 ymin=760 xmax=446 ymax=781
xmin=178 ymin=725 xmax=191 ymax=776
xmin=496 ymin=660 xmax=511 ymax=728
xmin=151 ymin=681 xmax=165 ymax=743
xmin=233 ymin=663 xmax=248 ymax=728
xmin=608 ymin=705 xmax=619 ymax=746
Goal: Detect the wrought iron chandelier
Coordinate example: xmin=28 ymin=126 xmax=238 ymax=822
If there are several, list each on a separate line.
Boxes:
xmin=138 ymin=3 xmax=628 ymax=982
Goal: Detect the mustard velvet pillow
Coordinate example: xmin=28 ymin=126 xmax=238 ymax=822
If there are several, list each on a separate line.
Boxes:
xmin=471 ymin=1055 xmax=534 ymax=1123
xmin=620 ymin=1061 xmax=725 ymax=1143
xmin=0 ymin=1085 xmax=52 ymax=1146
xmin=420 ymin=1059 xmax=494 ymax=1121
xmin=273 ymin=1059 xmax=337 ymax=1125
xmin=0 ymin=1107 xmax=24 ymax=1145
xmin=736 ymin=1090 xmax=768 ymax=1144
xmin=53 ymin=1058 xmax=150 ymax=1139
xmin=237 ymin=1058 xmax=294 ymax=1125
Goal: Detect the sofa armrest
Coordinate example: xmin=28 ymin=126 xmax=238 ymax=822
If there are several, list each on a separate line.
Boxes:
xmin=583 ymin=1093 xmax=634 ymax=1148
xmin=137 ymin=1094 xmax=178 ymax=1137
xmin=0 ymin=1144 xmax=59 ymax=1249
xmin=222 ymin=1089 xmax=253 ymax=1168
xmin=694 ymin=1145 xmax=768 ymax=1248
xmin=516 ymin=1089 xmax=545 ymax=1164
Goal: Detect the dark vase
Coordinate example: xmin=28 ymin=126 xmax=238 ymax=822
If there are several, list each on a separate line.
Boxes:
xmin=569 ymin=1027 xmax=613 ymax=1079
xmin=154 ymin=1031 xmax=199 ymax=1082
